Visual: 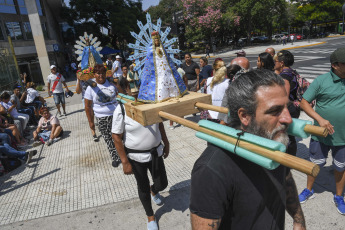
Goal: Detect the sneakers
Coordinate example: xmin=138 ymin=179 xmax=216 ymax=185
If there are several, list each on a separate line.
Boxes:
xmin=32 ymin=140 xmax=43 ymax=147
xmin=46 ymin=139 xmax=53 ymax=146
xmin=53 ymin=137 xmax=61 ymax=143
xmin=168 ymin=125 xmax=174 ymax=130
xmin=112 ymin=159 xmax=121 ymax=168
xmin=147 ymin=220 xmax=158 ymax=230
xmin=151 ymin=193 xmax=163 ymax=206
xmin=58 ymin=111 xmax=62 ymax=117
xmin=25 ymin=150 xmax=37 ymax=164
xmin=299 ymin=188 xmax=315 ymax=203
xmin=333 ymin=195 xmax=345 ymax=215
xmin=93 ymin=135 xmax=99 ymax=142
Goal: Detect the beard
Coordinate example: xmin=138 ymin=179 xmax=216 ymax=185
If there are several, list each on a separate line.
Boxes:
xmin=246 ymin=119 xmax=289 ymax=147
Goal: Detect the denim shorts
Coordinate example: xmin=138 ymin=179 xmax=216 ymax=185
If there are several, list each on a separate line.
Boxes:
xmin=53 ymin=93 xmax=65 ymax=105
xmin=309 ymin=139 xmax=345 ymax=172
xmin=38 ymin=130 xmax=51 ymax=141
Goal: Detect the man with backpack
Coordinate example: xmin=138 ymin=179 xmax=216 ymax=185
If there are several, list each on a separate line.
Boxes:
xmin=298 ymin=48 xmax=345 ymax=215
xmin=47 ymin=65 xmax=70 ymax=117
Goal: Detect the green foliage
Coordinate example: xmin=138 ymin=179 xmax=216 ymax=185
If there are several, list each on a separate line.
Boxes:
xmin=61 ymin=0 xmax=145 ymax=50
xmin=295 ymin=0 xmax=343 ymax=23
xmin=35 ymin=85 xmax=44 ymax=91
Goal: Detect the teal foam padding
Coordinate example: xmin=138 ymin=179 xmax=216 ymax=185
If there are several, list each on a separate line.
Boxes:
xmin=287 ymin=118 xmax=312 ymax=138
xmin=198 ymin=120 xmax=286 ymax=152
xmin=118 ymin=93 xmax=135 ymax=101
xmin=116 ymin=98 xmax=127 ymax=104
xmin=196 ymin=132 xmax=280 ymax=170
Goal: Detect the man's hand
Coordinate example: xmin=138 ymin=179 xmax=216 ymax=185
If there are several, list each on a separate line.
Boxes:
xmin=318 ymin=118 xmax=334 ymax=135
xmin=48 ymin=91 xmax=52 ymax=97
xmin=122 ymin=161 xmax=133 ymax=175
xmin=163 ymin=143 xmax=170 ymax=159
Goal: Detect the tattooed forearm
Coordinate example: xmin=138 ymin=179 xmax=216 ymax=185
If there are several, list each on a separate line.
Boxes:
xmin=285 ymin=172 xmax=306 ymax=228
xmin=208 ymin=219 xmax=221 ymax=229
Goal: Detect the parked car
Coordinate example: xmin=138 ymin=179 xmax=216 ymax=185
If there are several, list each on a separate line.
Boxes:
xmin=272 ymin=34 xmax=284 ymax=41
xmin=251 ymin=36 xmax=269 ymax=43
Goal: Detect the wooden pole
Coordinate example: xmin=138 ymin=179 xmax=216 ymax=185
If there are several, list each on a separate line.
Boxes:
xmin=159 ymin=111 xmax=320 ymax=177
xmin=195 ymin=102 xmax=328 ymax=137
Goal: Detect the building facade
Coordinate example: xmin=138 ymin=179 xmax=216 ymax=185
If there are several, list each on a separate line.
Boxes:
xmin=0 ymin=0 xmax=67 ymax=86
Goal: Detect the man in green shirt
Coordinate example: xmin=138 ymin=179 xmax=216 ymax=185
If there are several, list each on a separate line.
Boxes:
xmin=298 ymin=47 xmax=345 ymax=215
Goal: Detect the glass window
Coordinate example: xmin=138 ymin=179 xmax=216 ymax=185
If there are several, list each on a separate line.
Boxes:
xmin=0 ymin=0 xmax=17 ymax=14
xmin=5 ymin=22 xmax=24 ymax=40
xmin=36 ymin=0 xmax=43 ymax=16
xmin=17 ymin=0 xmax=28 ymax=15
xmin=23 ymin=22 xmax=33 ymax=39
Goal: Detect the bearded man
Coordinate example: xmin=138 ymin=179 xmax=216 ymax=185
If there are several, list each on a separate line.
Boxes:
xmin=190 ymin=69 xmax=306 ymax=230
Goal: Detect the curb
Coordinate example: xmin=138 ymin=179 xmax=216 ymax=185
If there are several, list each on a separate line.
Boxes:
xmin=327 ymin=35 xmax=345 ymax=38
xmin=281 ymin=42 xmax=326 ymax=50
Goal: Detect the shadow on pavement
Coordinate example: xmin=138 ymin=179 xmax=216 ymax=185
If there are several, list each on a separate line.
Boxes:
xmin=155 ymin=180 xmax=191 ymax=224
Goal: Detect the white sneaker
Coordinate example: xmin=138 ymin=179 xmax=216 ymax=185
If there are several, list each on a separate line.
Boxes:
xmin=168 ymin=125 xmax=174 ymax=130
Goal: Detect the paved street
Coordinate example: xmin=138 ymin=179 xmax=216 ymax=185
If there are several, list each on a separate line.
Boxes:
xmin=1 ymin=36 xmax=345 ymax=229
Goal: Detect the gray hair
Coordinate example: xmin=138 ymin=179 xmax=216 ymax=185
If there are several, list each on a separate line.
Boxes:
xmin=226 ymin=69 xmax=285 ymax=128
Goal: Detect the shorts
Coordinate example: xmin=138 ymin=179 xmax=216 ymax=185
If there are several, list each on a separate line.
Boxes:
xmin=53 ymin=93 xmax=65 ymax=105
xmin=38 ymin=129 xmax=63 ymax=141
xmin=309 ymin=139 xmax=345 ymax=172
xmin=187 ymin=79 xmax=198 ymax=92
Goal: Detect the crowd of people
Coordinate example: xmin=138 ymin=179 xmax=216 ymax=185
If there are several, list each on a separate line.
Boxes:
xmin=1 ymin=41 xmax=344 ymax=229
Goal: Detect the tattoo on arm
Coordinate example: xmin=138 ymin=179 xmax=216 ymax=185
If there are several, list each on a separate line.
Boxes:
xmin=207 ymin=219 xmax=221 ymax=229
xmin=285 ymin=172 xmax=306 ymax=228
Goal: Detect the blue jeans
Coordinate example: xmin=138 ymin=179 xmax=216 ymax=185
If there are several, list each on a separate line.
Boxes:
xmin=0 ymin=143 xmax=26 ymax=159
xmin=0 ymin=133 xmax=10 ymax=145
xmin=18 ymin=108 xmax=33 ymax=116
xmin=38 ymin=130 xmax=51 ymax=141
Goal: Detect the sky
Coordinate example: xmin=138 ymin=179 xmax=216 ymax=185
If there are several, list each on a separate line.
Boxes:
xmin=64 ymin=0 xmax=160 ymax=11
xmin=142 ymin=0 xmax=160 ymax=11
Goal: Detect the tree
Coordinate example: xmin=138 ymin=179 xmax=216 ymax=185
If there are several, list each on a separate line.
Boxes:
xmin=61 ymin=0 xmax=145 ymax=50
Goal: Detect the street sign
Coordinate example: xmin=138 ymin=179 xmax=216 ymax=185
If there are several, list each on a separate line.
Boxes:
xmin=53 ymin=44 xmax=60 ymax=52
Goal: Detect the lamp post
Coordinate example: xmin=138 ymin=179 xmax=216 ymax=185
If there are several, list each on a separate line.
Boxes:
xmin=342 ymin=3 xmax=345 ymax=34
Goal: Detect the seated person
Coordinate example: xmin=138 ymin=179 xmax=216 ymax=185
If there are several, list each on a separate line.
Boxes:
xmin=0 ymin=91 xmax=30 ymax=133
xmin=11 ymin=85 xmax=38 ymax=126
xmin=0 ymin=112 xmax=27 ymax=147
xmin=0 ymin=141 xmax=36 ymax=164
xmin=33 ymin=107 xmax=63 ymax=147
xmin=24 ymin=82 xmax=46 ymax=113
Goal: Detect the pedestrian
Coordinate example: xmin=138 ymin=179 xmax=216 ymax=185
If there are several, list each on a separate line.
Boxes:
xmin=273 ymin=50 xmax=301 ymax=163
xmin=257 ymin=52 xmax=275 ymax=71
xmin=106 ymin=56 xmax=113 ymax=70
xmin=190 ymin=69 xmax=305 ymax=229
xmin=47 ymin=65 xmax=70 ymax=116
xmin=265 ymin=47 xmax=275 ymax=57
xmin=235 ymin=50 xmax=246 ymax=57
xmin=84 ymin=64 xmax=121 ymax=167
xmin=200 ymin=59 xmax=229 ymax=123
xmin=181 ymin=53 xmax=200 ymax=92
xmin=282 ymin=35 xmax=286 ymax=45
xmin=126 ymin=64 xmax=139 ymax=99
xmin=205 ymin=44 xmax=210 ymax=58
xmin=199 ymin=57 xmax=213 ymax=94
xmin=112 ymin=55 xmax=123 ymax=79
xmin=112 ymin=103 xmax=170 ymax=230
xmin=298 ymin=47 xmax=345 ymax=215
xmin=290 ymin=34 xmax=294 ymax=45
xmin=75 ymin=77 xmax=98 ymax=142
xmin=32 ymin=107 xmax=63 ymax=147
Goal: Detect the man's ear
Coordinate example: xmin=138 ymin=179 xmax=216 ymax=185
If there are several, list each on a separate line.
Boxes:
xmin=238 ymin=108 xmax=251 ymax=127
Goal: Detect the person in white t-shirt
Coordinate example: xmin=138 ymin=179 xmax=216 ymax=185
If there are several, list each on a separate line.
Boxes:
xmin=112 ymin=103 xmax=170 ymax=230
xmin=47 ymin=65 xmax=70 ymax=116
xmin=84 ymin=64 xmax=121 ymax=167
xmin=112 ymin=55 xmax=123 ymax=78
xmin=201 ymin=59 xmax=229 ymax=123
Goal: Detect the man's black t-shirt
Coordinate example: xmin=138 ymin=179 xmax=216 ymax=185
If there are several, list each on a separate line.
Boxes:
xmin=181 ymin=61 xmax=200 ymax=80
xmin=190 ymin=144 xmax=287 ymax=230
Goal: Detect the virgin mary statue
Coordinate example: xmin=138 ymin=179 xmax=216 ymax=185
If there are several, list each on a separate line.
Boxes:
xmin=138 ymin=31 xmax=187 ymax=103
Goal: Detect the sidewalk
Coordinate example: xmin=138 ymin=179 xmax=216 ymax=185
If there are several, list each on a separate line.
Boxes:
xmin=1 ymin=94 xmax=344 ymax=229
